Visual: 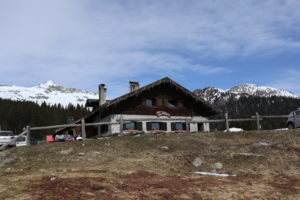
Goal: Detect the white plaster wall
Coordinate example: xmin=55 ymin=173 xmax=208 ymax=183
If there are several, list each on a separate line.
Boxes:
xmin=203 ymin=123 xmax=210 ymax=132
xmin=98 ymin=114 xmax=210 ymax=134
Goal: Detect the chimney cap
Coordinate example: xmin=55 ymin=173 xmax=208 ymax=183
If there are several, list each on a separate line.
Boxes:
xmin=129 ymin=81 xmax=139 ymax=84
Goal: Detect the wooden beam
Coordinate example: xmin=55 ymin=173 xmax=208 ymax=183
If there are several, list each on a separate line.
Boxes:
xmin=225 ymin=112 xmax=229 ymax=131
xmin=81 ymin=119 xmax=86 ymax=139
xmin=26 ymin=126 xmax=31 ymax=146
xmin=256 ymin=112 xmax=261 ymax=130
xmin=185 ymin=118 xmax=190 ymax=132
xmin=119 ymin=116 xmax=124 ymax=135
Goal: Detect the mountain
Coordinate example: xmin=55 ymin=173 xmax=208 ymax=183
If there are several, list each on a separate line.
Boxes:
xmin=0 ymin=80 xmax=98 ymax=107
xmin=195 ymin=84 xmax=300 ymax=130
xmin=194 ymin=83 xmax=299 ymax=105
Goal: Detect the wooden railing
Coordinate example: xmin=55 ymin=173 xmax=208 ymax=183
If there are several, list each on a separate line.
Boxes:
xmin=0 ymin=112 xmax=298 ymax=151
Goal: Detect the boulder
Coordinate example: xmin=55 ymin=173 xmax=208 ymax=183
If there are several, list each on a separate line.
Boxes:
xmin=212 ymin=162 xmax=223 ymax=170
xmin=160 ymin=146 xmax=169 ymax=151
xmin=192 ymin=157 xmax=203 ymax=167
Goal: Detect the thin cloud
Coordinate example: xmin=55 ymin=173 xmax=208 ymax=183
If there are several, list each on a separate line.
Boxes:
xmin=269 ymin=69 xmax=300 ymax=95
xmin=0 ymin=0 xmax=299 ymax=96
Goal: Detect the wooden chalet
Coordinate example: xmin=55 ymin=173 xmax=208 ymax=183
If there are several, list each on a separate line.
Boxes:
xmin=58 ymin=77 xmax=221 ymax=137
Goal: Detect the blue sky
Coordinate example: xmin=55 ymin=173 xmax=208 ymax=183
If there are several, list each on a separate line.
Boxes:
xmin=0 ymin=0 xmax=300 ymax=98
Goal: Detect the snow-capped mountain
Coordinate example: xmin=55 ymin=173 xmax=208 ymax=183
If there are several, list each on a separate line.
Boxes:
xmin=195 ymin=83 xmax=299 ymax=104
xmin=0 ymin=80 xmax=98 ymax=106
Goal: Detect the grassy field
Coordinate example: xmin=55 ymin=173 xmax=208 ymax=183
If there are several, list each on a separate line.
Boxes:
xmin=0 ymin=130 xmax=300 ymax=200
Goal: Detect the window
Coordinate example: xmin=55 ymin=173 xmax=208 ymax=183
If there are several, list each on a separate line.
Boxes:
xmin=146 ymin=122 xmax=167 ymax=131
xmin=0 ymin=131 xmax=14 ymax=136
xmin=171 ymin=122 xmax=186 ymax=131
xmin=151 ymin=122 xmax=160 ymax=130
xmin=16 ymin=136 xmax=26 ymax=142
xmin=175 ymin=122 xmax=183 ymax=130
xmin=146 ymin=98 xmax=157 ymax=106
xmin=124 ymin=122 xmax=135 ymax=130
xmin=168 ymin=100 xmax=178 ymax=108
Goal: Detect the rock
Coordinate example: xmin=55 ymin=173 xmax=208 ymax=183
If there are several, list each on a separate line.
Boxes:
xmin=212 ymin=162 xmax=223 ymax=170
xmin=192 ymin=157 xmax=203 ymax=167
xmin=160 ymin=146 xmax=169 ymax=151
xmin=78 ymin=152 xmax=85 ymax=156
xmin=60 ymin=148 xmax=74 ymax=155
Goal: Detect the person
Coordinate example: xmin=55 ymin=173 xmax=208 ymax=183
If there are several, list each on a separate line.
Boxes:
xmin=55 ymin=134 xmax=65 ymax=142
xmin=66 ymin=134 xmax=75 ymax=141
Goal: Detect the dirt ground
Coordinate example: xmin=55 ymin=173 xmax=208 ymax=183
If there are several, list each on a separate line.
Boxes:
xmin=1 ymin=130 xmax=300 ymax=199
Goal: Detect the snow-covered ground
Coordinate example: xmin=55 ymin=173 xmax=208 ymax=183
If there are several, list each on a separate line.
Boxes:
xmin=0 ymin=80 xmax=98 ymax=107
xmin=224 ymin=127 xmax=244 ymax=132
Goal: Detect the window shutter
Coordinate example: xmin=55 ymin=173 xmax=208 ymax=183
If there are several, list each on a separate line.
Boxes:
xmin=183 ymin=123 xmax=187 ymax=130
xmin=146 ymin=122 xmax=151 ymax=131
xmin=171 ymin=123 xmax=176 ymax=131
xmin=136 ymin=122 xmax=143 ymax=131
xmin=160 ymin=122 xmax=167 ymax=131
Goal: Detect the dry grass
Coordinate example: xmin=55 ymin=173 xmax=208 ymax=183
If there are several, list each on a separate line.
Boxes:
xmin=0 ymin=130 xmax=300 ymax=199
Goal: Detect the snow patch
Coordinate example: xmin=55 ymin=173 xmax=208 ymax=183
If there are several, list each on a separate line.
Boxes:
xmin=224 ymin=127 xmax=244 ymax=132
xmin=194 ymin=172 xmax=236 ymax=177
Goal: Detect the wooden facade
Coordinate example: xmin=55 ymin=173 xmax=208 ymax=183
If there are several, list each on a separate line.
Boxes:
xmin=58 ymin=77 xmax=221 ymax=136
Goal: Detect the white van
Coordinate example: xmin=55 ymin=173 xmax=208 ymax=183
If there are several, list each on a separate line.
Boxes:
xmin=0 ymin=131 xmax=16 ymax=146
xmin=15 ymin=136 xmax=27 ymax=147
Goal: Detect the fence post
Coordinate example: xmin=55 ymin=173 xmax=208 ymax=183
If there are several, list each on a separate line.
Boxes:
xmin=225 ymin=112 xmax=229 ymax=131
xmin=119 ymin=116 xmax=124 ymax=135
xmin=293 ymin=112 xmax=296 ymax=129
xmin=81 ymin=119 xmax=86 ymax=139
xmin=256 ymin=112 xmax=261 ymax=130
xmin=26 ymin=126 xmax=31 ymax=146
xmin=185 ymin=118 xmax=190 ymax=133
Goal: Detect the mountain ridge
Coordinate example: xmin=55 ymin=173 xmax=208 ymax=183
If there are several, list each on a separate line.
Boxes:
xmin=0 ymin=81 xmax=298 ymax=107
xmin=194 ymin=83 xmax=299 ymax=104
xmin=0 ymin=80 xmax=98 ymax=107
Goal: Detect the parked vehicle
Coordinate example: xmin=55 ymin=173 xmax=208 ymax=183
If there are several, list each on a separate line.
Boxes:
xmin=287 ymin=109 xmax=300 ymax=129
xmin=0 ymin=131 xmax=16 ymax=146
xmin=15 ymin=136 xmax=27 ymax=147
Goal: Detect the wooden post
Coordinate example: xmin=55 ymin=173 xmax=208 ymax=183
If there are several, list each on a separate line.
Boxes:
xmin=293 ymin=112 xmax=296 ymax=129
xmin=119 ymin=116 xmax=124 ymax=135
xmin=81 ymin=119 xmax=86 ymax=139
xmin=225 ymin=113 xmax=229 ymax=131
xmin=256 ymin=112 xmax=260 ymax=130
xmin=185 ymin=118 xmax=190 ymax=133
xmin=26 ymin=126 xmax=31 ymax=146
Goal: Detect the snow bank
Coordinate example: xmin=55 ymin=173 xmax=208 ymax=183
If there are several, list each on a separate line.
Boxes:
xmin=224 ymin=127 xmax=244 ymax=132
xmin=194 ymin=172 xmax=236 ymax=177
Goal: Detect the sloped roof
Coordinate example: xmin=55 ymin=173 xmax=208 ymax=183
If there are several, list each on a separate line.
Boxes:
xmin=85 ymin=77 xmax=221 ymax=120
xmin=56 ymin=77 xmax=221 ymax=133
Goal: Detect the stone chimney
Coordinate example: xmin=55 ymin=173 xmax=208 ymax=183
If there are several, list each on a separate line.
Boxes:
xmin=129 ymin=81 xmax=139 ymax=92
xmin=99 ymin=84 xmax=106 ymax=106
